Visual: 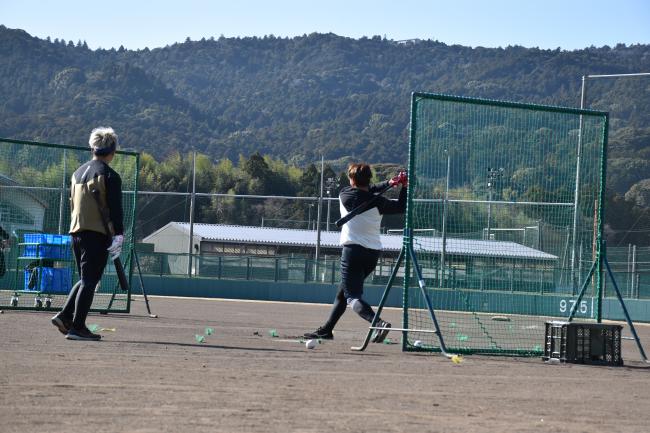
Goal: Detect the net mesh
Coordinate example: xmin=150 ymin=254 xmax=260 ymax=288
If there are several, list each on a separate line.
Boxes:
xmin=0 ymin=138 xmax=138 ymax=313
xmin=403 ymin=93 xmax=607 ymax=355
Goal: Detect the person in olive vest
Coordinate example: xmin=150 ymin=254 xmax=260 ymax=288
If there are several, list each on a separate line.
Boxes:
xmin=51 ymin=127 xmax=124 ymax=341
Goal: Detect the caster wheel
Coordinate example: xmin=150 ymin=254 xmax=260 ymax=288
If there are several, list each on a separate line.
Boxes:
xmin=10 ymin=296 xmax=18 ymax=307
xmin=45 ymin=298 xmax=52 ymax=308
xmin=34 ymin=298 xmax=43 ymax=308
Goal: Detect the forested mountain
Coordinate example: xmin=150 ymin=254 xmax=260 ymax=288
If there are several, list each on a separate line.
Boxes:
xmin=1 ymin=25 xmax=650 ymax=242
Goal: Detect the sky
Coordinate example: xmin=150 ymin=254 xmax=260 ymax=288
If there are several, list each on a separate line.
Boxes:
xmin=1 ymin=0 xmax=649 ymax=51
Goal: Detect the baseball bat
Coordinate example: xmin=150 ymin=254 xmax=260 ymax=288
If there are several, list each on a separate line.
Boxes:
xmin=335 ymin=182 xmax=393 ymax=228
xmin=91 ymin=189 xmax=129 ymax=292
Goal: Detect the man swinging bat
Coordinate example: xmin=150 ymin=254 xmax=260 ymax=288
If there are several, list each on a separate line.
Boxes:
xmin=304 ymin=163 xmax=407 ymax=342
xmin=51 ymin=127 xmax=124 ymax=341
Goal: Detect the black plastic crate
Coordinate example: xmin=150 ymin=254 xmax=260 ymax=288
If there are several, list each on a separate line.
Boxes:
xmin=543 ymin=321 xmax=623 ymax=366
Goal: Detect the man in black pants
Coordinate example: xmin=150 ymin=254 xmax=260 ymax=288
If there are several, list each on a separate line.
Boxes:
xmin=51 ymin=127 xmax=124 ymax=341
xmin=304 ymin=163 xmax=407 ymax=343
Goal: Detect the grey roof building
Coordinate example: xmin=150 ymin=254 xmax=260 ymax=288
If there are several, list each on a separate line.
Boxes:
xmin=143 ymin=222 xmax=557 ymax=262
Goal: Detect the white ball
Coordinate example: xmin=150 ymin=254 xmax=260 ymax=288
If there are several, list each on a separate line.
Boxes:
xmin=305 ymin=339 xmax=317 ymax=349
xmin=413 ymin=340 xmax=423 ymax=348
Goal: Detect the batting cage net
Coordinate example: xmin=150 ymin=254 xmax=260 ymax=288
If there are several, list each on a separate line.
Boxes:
xmin=403 ymin=93 xmax=608 ymax=356
xmin=0 ymin=138 xmax=139 ymax=313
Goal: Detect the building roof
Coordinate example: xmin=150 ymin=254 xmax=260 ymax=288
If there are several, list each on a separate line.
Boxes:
xmin=0 ymin=173 xmax=49 ymax=208
xmin=145 ymin=222 xmax=558 ymax=261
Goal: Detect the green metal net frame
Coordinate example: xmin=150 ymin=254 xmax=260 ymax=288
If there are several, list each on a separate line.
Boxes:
xmin=0 ymin=137 xmax=139 ymax=313
xmin=399 ymin=93 xmax=608 ymax=356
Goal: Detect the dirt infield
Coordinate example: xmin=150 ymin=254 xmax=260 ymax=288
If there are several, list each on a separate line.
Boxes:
xmin=1 ymin=296 xmax=649 ymax=433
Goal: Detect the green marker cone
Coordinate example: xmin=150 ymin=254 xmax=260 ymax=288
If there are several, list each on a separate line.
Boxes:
xmin=195 ymin=335 xmax=205 ymax=343
xmin=88 ymin=324 xmax=100 ymax=333
xmin=205 ymin=327 xmax=214 ymax=336
xmin=269 ymin=329 xmax=278 ymax=337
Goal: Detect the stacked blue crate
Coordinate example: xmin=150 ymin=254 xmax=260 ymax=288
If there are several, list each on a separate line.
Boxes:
xmin=24 ymin=267 xmax=72 ymax=294
xmin=22 ymin=233 xmax=73 ymax=293
xmin=23 ymin=233 xmax=72 ymax=260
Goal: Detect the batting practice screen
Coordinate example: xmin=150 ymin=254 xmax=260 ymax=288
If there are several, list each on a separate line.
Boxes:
xmin=403 ymin=93 xmax=608 ymax=356
xmin=0 ymin=138 xmax=139 ymax=313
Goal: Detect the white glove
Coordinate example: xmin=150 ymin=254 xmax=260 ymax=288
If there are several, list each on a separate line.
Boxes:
xmin=107 ymin=235 xmax=124 ymax=260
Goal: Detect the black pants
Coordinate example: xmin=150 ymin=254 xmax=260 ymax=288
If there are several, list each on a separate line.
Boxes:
xmin=60 ymin=231 xmax=109 ymax=329
xmin=323 ymin=244 xmax=381 ymax=331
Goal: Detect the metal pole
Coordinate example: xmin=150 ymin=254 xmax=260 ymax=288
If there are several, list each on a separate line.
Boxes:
xmin=627 ymin=243 xmax=632 ymax=295
xmin=632 ymin=244 xmax=637 ymax=298
xmin=586 ymin=72 xmax=650 ymax=79
xmin=307 ymin=205 xmax=312 ymax=230
xmin=571 ymin=71 xmax=649 ymax=291
xmin=187 ymin=151 xmax=196 ymax=277
xmin=486 ymin=187 xmax=492 ymax=240
xmin=58 ymin=150 xmax=67 ymax=234
xmin=326 ymin=195 xmax=332 ymax=231
xmin=571 ymin=75 xmax=588 ymax=290
xmin=315 ymin=156 xmax=324 ymax=263
xmin=440 ymin=150 xmax=450 ymax=287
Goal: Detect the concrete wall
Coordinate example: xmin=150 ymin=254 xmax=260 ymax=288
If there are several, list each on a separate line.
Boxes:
xmin=139 ymin=275 xmax=650 ymax=322
xmin=141 ymin=275 xmax=403 ymax=306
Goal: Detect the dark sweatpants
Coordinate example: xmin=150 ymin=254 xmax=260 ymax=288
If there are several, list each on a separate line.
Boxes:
xmin=323 ymin=244 xmax=381 ymax=331
xmin=60 ymin=231 xmax=109 ymax=329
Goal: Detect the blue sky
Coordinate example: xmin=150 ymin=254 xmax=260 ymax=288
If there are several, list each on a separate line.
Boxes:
xmin=1 ymin=0 xmax=649 ymax=50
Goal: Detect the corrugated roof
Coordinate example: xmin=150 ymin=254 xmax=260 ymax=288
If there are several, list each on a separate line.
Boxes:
xmin=151 ymin=222 xmax=557 ymax=261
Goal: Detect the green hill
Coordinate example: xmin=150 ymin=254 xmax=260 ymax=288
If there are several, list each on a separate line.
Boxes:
xmin=1 ymin=26 xmax=649 ymax=200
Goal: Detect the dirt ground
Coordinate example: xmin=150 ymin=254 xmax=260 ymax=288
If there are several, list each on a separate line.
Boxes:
xmin=1 ymin=296 xmax=649 ymax=433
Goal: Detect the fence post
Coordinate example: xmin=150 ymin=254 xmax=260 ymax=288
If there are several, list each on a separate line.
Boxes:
xmin=247 ymin=257 xmax=251 ymax=280
xmin=304 ymin=259 xmax=309 ymax=283
xmin=218 ymin=256 xmax=222 ymax=279
xmin=274 ymin=258 xmax=279 ymax=282
xmin=331 ymin=260 xmax=336 ymax=284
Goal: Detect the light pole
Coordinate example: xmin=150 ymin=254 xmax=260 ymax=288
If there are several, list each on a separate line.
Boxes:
xmin=486 ymin=167 xmax=503 ymax=240
xmin=571 ymin=72 xmax=650 ymax=292
xmin=188 ymin=151 xmax=197 ymax=277
xmin=440 ymin=149 xmax=450 ymax=287
xmin=325 ymin=177 xmax=339 ymax=231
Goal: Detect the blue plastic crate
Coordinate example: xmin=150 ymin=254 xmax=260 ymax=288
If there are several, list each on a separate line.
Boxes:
xmin=23 ymin=233 xmax=72 ymax=259
xmin=24 ymin=267 xmax=72 ymax=294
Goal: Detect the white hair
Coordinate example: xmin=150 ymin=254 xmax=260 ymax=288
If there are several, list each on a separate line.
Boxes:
xmin=88 ymin=127 xmax=118 ymax=153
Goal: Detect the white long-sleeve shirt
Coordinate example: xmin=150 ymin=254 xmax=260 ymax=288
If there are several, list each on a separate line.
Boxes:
xmin=339 ymin=181 xmax=406 ymax=250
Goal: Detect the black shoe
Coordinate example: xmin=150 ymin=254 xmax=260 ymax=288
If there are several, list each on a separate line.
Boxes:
xmin=51 ymin=314 xmax=73 ymax=335
xmin=303 ymin=327 xmax=334 ymax=340
xmin=66 ymin=327 xmax=101 ymax=341
xmin=371 ymin=320 xmax=391 ymax=343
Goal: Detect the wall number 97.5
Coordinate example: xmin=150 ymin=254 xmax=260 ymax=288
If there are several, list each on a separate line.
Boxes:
xmin=559 ymin=299 xmax=589 ymax=315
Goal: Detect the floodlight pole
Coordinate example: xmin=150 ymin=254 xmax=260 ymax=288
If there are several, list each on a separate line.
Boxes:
xmin=325 ymin=177 xmax=338 ymax=231
xmin=315 ymin=156 xmax=324 ymax=264
xmin=58 ymin=150 xmax=67 ymax=234
xmin=440 ymin=150 xmax=450 ymax=287
xmin=187 ymin=151 xmax=196 ymax=277
xmin=571 ymin=72 xmax=650 ymax=290
xmin=486 ymin=167 xmax=503 ymax=240
xmin=570 ymin=78 xmax=588 ymax=290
